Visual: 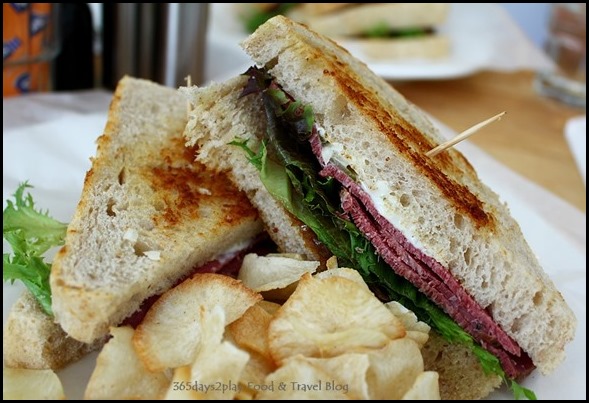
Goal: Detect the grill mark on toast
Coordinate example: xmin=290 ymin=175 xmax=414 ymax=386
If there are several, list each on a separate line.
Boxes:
xmin=322 ymin=67 xmax=493 ymax=229
xmin=147 ymin=136 xmax=258 ymax=228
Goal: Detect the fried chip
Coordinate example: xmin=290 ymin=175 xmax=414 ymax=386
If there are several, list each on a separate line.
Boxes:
xmin=256 ymin=357 xmax=348 ymax=400
xmin=257 ymin=300 xmax=281 ymax=315
xmin=163 ymin=307 xmax=249 ymax=400
xmin=133 ymin=273 xmax=261 ymax=372
xmin=268 ymin=273 xmax=405 ymax=363
xmin=287 ymin=354 xmax=371 ymax=400
xmin=366 ymin=338 xmax=424 ymax=400
xmin=163 ymin=366 xmax=197 ymax=400
xmin=236 ymin=350 xmax=277 ymax=400
xmin=314 ymin=267 xmax=370 ymax=291
xmin=385 ymin=301 xmax=431 ymax=347
xmin=238 ymin=254 xmax=319 ymax=292
xmin=227 ymin=302 xmax=274 ymax=359
xmin=402 ymin=371 xmax=441 ymax=400
xmin=85 ymin=326 xmax=169 ymax=399
xmin=3 ymin=368 xmax=65 ymax=400
xmin=325 ymin=255 xmax=339 ymax=270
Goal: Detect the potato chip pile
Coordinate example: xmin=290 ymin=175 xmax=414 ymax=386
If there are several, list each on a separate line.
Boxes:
xmin=82 ymin=254 xmax=440 ymax=400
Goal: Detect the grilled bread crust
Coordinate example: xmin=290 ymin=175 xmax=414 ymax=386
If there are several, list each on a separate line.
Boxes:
xmin=50 ymin=76 xmax=263 ymax=343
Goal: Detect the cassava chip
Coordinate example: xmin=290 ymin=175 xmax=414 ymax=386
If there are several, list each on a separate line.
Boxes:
xmin=402 ymin=371 xmax=440 ymax=400
xmin=257 ymin=300 xmax=281 ymax=315
xmin=238 ymin=253 xmax=319 ymax=292
xmin=85 ymin=326 xmax=169 ymax=400
xmin=134 ymin=273 xmax=261 ymax=372
xmin=366 ymin=338 xmax=425 ymax=400
xmin=325 ymin=255 xmax=339 ymax=270
xmin=186 ymin=339 xmax=249 ymax=399
xmin=164 ymin=306 xmax=249 ymax=400
xmin=163 ymin=366 xmax=197 ymax=400
xmin=268 ymin=273 xmax=405 ymax=363
xmin=286 ymin=354 xmax=371 ymax=400
xmin=314 ymin=267 xmax=370 ymax=291
xmin=236 ymin=351 xmax=276 ymax=400
xmin=256 ymin=357 xmax=348 ymax=400
xmin=3 ymin=368 xmax=65 ymax=400
xmin=385 ymin=301 xmax=431 ymax=347
xmin=163 ymin=306 xmax=227 ymax=399
xmin=227 ymin=302 xmax=274 ymax=359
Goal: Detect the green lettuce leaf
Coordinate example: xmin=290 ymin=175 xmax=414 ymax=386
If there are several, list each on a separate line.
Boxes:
xmin=3 ymin=182 xmax=67 ymax=316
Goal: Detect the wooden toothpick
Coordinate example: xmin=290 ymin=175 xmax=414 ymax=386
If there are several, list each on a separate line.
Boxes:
xmin=185 ymin=75 xmax=193 ymax=115
xmin=426 ymin=111 xmax=506 ymax=157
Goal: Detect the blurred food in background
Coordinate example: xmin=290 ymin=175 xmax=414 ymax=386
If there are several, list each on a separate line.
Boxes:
xmin=235 ymin=3 xmax=451 ymax=60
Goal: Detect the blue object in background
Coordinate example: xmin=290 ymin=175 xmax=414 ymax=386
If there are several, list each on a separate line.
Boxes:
xmin=500 ymin=3 xmax=551 ymax=48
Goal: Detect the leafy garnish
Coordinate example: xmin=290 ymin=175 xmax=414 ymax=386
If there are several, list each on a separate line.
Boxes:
xmin=511 ymin=379 xmax=537 ymax=400
xmin=3 ymin=182 xmax=67 ymax=316
xmin=233 ymin=66 xmax=537 ymax=400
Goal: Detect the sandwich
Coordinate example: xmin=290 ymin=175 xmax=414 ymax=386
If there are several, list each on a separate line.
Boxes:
xmin=238 ymin=3 xmax=451 ymax=60
xmin=3 ymin=75 xmax=266 ymax=370
xmin=181 ymin=15 xmax=576 ymax=399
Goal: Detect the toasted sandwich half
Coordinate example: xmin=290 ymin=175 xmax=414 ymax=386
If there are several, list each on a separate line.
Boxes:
xmin=181 ymin=16 xmax=576 ymax=399
xmin=46 ymin=76 xmax=264 ymax=345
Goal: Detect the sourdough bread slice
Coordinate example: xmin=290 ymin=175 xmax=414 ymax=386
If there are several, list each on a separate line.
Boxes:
xmin=50 ymin=76 xmax=263 ymax=343
xmin=3 ymin=291 xmax=100 ymax=370
xmin=239 ymin=15 xmax=575 ymax=375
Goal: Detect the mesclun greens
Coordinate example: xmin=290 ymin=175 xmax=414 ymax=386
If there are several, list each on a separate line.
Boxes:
xmin=231 ymin=66 xmax=536 ymax=400
xmin=3 ymin=182 xmax=67 ymax=316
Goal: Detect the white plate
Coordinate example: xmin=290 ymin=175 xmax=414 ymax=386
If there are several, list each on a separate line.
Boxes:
xmin=3 ymin=93 xmax=585 ymax=400
xmin=206 ymin=3 xmax=553 ymax=82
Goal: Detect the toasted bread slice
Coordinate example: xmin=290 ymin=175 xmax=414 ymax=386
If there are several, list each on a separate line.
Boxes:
xmin=3 ymin=291 xmax=101 ymax=370
xmin=50 ymin=76 xmax=264 ymax=344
